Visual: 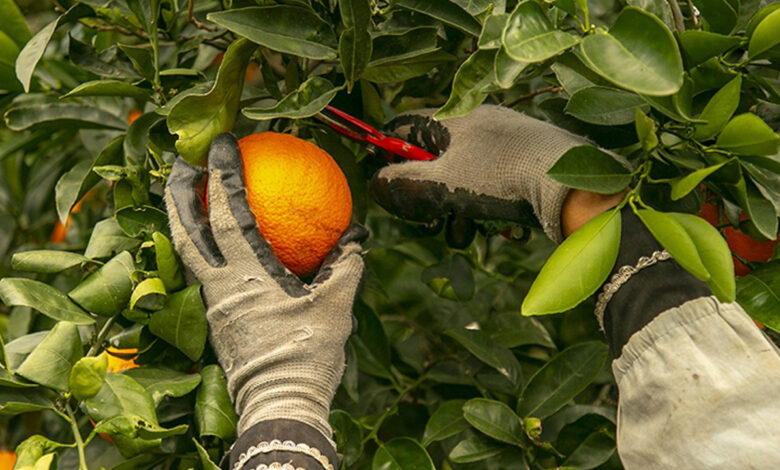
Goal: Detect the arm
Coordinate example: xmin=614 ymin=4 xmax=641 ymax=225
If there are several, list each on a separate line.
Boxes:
xmin=164 ymin=134 xmax=366 ymax=470
xmin=372 ymin=105 xmax=780 ymax=468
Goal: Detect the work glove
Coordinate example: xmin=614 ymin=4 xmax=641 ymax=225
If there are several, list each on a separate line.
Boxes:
xmin=164 ymin=134 xmax=366 ymax=452
xmin=370 ymin=104 xmax=595 ymax=243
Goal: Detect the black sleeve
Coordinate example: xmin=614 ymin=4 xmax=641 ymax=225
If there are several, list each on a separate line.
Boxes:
xmin=221 ymin=419 xmax=340 ymax=470
xmin=601 ymin=206 xmax=712 ymax=358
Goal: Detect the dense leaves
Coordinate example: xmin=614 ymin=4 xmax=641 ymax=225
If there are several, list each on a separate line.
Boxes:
xmin=0 ymin=0 xmax=778 ymax=468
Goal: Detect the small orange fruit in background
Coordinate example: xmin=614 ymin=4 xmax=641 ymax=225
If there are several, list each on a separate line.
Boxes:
xmin=0 ymin=450 xmax=15 ymax=470
xmin=127 ymin=109 xmax=143 ymax=125
xmin=237 ymin=132 xmax=352 ymax=277
xmin=104 ymin=346 xmax=139 ymax=373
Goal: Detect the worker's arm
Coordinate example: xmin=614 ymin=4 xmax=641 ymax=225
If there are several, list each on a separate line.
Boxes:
xmin=371 ymin=105 xmax=780 ymax=468
xmin=165 ymin=134 xmax=366 ymax=470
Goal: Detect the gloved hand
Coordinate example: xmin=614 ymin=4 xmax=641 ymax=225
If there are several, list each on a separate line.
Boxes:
xmin=370 ymin=104 xmax=596 ymax=243
xmin=163 ymin=134 xmax=366 ymax=446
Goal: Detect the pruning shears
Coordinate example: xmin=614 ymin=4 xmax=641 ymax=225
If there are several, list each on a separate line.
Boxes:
xmin=316 ymin=105 xmax=438 ymax=162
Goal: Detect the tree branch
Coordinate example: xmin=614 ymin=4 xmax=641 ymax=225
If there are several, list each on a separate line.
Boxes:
xmin=505 ymin=86 xmax=563 ymax=108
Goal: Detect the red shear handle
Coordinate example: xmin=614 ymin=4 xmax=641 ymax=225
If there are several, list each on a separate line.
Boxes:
xmin=368 ymin=135 xmax=438 ymax=161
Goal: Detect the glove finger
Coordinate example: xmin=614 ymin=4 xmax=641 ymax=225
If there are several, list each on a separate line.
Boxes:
xmin=384 ymin=109 xmax=450 ymax=156
xmin=164 ymin=158 xmax=225 ymax=273
xmin=206 ymin=133 xmax=308 ymax=297
xmin=312 ymin=224 xmax=367 ymax=292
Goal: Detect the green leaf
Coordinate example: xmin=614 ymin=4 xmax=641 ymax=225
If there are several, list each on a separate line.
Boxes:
xmin=669 ymin=161 xmax=730 ymax=200
xmin=195 ymin=364 xmax=238 ymax=440
xmin=732 ymin=178 xmax=779 ymax=240
xmin=11 ymin=250 xmax=89 ymax=274
xmin=679 ymin=31 xmax=741 ymax=69
xmin=449 ymin=435 xmax=504 ymax=463
xmin=61 ymin=80 xmax=153 ymax=101
xmin=207 ymin=6 xmax=337 ymax=59
xmin=394 ymin=0 xmax=481 ymax=36
xmin=484 ymin=311 xmax=556 ymax=349
xmin=716 ymin=113 xmax=780 ymax=156
xmin=340 ymin=28 xmax=372 ymax=89
xmin=124 ymin=112 xmax=164 ymax=164
xmin=368 ymin=27 xmax=439 ymax=66
xmin=522 ymin=209 xmax=621 ymax=315
xmin=372 ymin=437 xmax=436 ymax=470
xmin=565 ymin=86 xmax=647 ymax=125
xmin=84 ymin=218 xmax=141 ymax=259
xmin=479 ymin=14 xmax=508 ymax=50
xmin=547 ymin=145 xmax=631 ymax=194
xmin=243 ymin=77 xmax=340 ymax=120
xmin=115 ymin=206 xmax=169 ymax=237
xmin=563 ymin=430 xmax=616 ymax=469
xmin=421 ymin=254 xmax=475 ymax=301
xmin=445 ymin=328 xmax=523 ymax=388
xmin=691 ymin=0 xmax=737 ymax=33
xmin=695 ymin=75 xmax=742 ymax=141
xmin=736 ymin=261 xmax=780 ymax=332
xmin=0 ymin=30 xmax=21 ymax=91
xmin=502 ymin=1 xmax=579 ymax=62
xmin=69 ymin=355 xmax=108 ymax=400
xmin=4 ymin=103 xmax=127 ymax=132
xmin=517 ymin=341 xmax=609 ymax=419
xmin=69 ymin=251 xmax=135 ymax=317
xmin=123 ymin=366 xmax=202 ymax=406
xmin=667 ymin=213 xmax=735 ymax=302
xmin=462 ymin=398 xmax=524 ymax=445
xmin=0 ymin=278 xmax=94 ymax=324
xmin=635 ymin=208 xmax=710 ymax=281
xmin=422 ymin=399 xmax=469 ymax=446
xmin=130 ymin=278 xmax=166 ymax=311
xmin=330 ymin=410 xmax=364 ymax=466
xmin=635 ymin=109 xmax=658 ymax=151
xmin=193 ymin=438 xmax=221 ymax=470
xmin=17 ymin=322 xmax=83 ymax=391
xmin=625 ymin=0 xmax=674 ymax=29
xmin=0 ymin=388 xmax=54 ymax=415
xmin=579 ymin=7 xmax=683 ymax=96
xmin=13 ymin=435 xmax=67 ymax=470
xmin=55 ymin=135 xmax=123 ymax=224
xmin=167 ymin=38 xmax=255 ymax=166
xmin=362 ymin=50 xmax=455 ymax=83
xmin=148 ymin=284 xmax=207 ymax=361
xmin=351 ymin=300 xmax=391 ymax=378
xmin=153 ymin=232 xmax=185 ymax=292
xmin=0 ymin=0 xmax=32 ymax=48
xmin=93 ymin=415 xmax=187 ymax=441
xmin=746 ymin=3 xmax=780 ymax=38
xmin=435 ymin=50 xmax=493 ymax=120
xmin=117 ymin=44 xmax=155 ymax=81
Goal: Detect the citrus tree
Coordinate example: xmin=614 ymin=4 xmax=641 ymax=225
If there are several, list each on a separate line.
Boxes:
xmin=0 ymin=0 xmax=779 ymax=469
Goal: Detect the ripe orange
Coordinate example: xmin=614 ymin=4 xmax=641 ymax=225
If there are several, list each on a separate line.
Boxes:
xmin=104 ymin=346 xmax=139 ymax=373
xmin=237 ymin=132 xmax=352 ymax=277
xmin=0 ymin=451 xmax=15 ymax=470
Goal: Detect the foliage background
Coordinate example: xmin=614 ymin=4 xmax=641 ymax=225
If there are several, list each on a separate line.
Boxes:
xmin=0 ymin=0 xmax=779 ymax=469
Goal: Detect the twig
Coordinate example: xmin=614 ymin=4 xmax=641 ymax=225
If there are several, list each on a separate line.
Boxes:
xmin=666 ymin=0 xmax=685 ymax=33
xmin=65 ymin=402 xmax=88 ymax=470
xmin=505 ymin=86 xmax=563 ymax=107
xmin=86 ymin=313 xmax=120 ymax=357
xmin=188 ymin=0 xmax=217 ymax=31
xmin=78 ymin=19 xmax=147 ymax=39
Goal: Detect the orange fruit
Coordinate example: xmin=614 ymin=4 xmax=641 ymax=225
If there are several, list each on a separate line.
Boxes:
xmin=0 ymin=451 xmax=15 ymax=470
xmin=237 ymin=132 xmax=352 ymax=277
xmin=127 ymin=109 xmax=143 ymax=125
xmin=50 ymin=191 xmax=91 ymax=244
xmin=104 ymin=347 xmax=139 ymax=373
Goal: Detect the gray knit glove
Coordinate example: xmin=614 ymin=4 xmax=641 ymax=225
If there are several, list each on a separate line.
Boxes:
xmin=164 ymin=134 xmax=366 ymax=443
xmin=371 ymin=104 xmax=593 ymax=243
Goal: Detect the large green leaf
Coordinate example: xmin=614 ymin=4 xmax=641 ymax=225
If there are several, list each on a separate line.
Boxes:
xmin=84 ymin=218 xmax=141 ymax=259
xmin=502 ymin=1 xmax=579 ymax=62
xmin=167 ymin=38 xmax=255 ymax=166
xmin=579 ymin=7 xmax=683 ymax=96
xmin=462 ymin=398 xmax=524 ymax=445
xmin=340 ymin=28 xmax=372 ymax=89
xmin=330 ymin=410 xmax=364 ymax=466
xmin=207 ymin=6 xmax=337 ymax=59
xmin=522 ymin=209 xmax=621 ymax=316
xmin=0 ymin=388 xmax=54 ymax=415
xmin=547 ymin=145 xmax=631 ymax=194
xmin=435 ymin=50 xmax=493 ymax=120
xmin=394 ymin=0 xmax=481 ymax=36
xmin=445 ymin=328 xmax=523 ymax=388
xmin=479 ymin=13 xmax=509 ymax=50
xmin=635 ymin=208 xmax=710 ymax=281
xmin=242 ymin=77 xmax=340 ymax=120
xmin=69 ymin=251 xmax=135 ymax=317
xmin=195 ymin=365 xmax=237 ymax=440
xmin=5 ymin=103 xmax=127 ymax=131
xmin=449 ymin=435 xmax=504 ymax=463
xmin=368 ymin=27 xmax=439 ymax=66
xmin=692 ymin=0 xmax=737 ymax=33
xmin=716 ymin=113 xmax=780 ymax=156
xmin=422 ymin=400 xmax=469 ymax=446
xmin=148 ymin=284 xmax=207 ymax=361
xmin=69 ymin=355 xmax=108 ymax=400
xmin=373 ymin=437 xmax=436 ymax=470
xmin=517 ymin=342 xmax=608 ymax=419
xmin=667 ymin=213 xmax=735 ymax=302
xmin=362 ymin=50 xmax=455 ymax=83
xmin=16 ymin=322 xmax=83 ymax=391
xmin=0 ymin=0 xmax=31 ymax=48
xmin=563 ymin=430 xmax=616 ymax=469
xmin=669 ymin=161 xmax=731 ymax=200
xmin=695 ymin=75 xmax=742 ymax=141
xmin=0 ymin=278 xmax=94 ymax=324
xmin=122 ymin=367 xmax=201 ymax=406
xmin=484 ymin=312 xmax=556 ymax=349
xmin=11 ymin=250 xmax=89 ymax=274
xmin=61 ymin=80 xmax=153 ymax=101
xmin=12 ymin=435 xmax=67 ymax=470
xmin=731 ymin=178 xmax=779 ymax=240
xmin=679 ymin=31 xmax=741 ymax=69
xmin=124 ymin=112 xmax=164 ymax=164
xmin=0 ymin=31 xmax=21 ymax=91
xmin=736 ymin=261 xmax=780 ymax=332
xmin=130 ymin=278 xmax=166 ymax=311
xmin=565 ymin=86 xmax=647 ymax=125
